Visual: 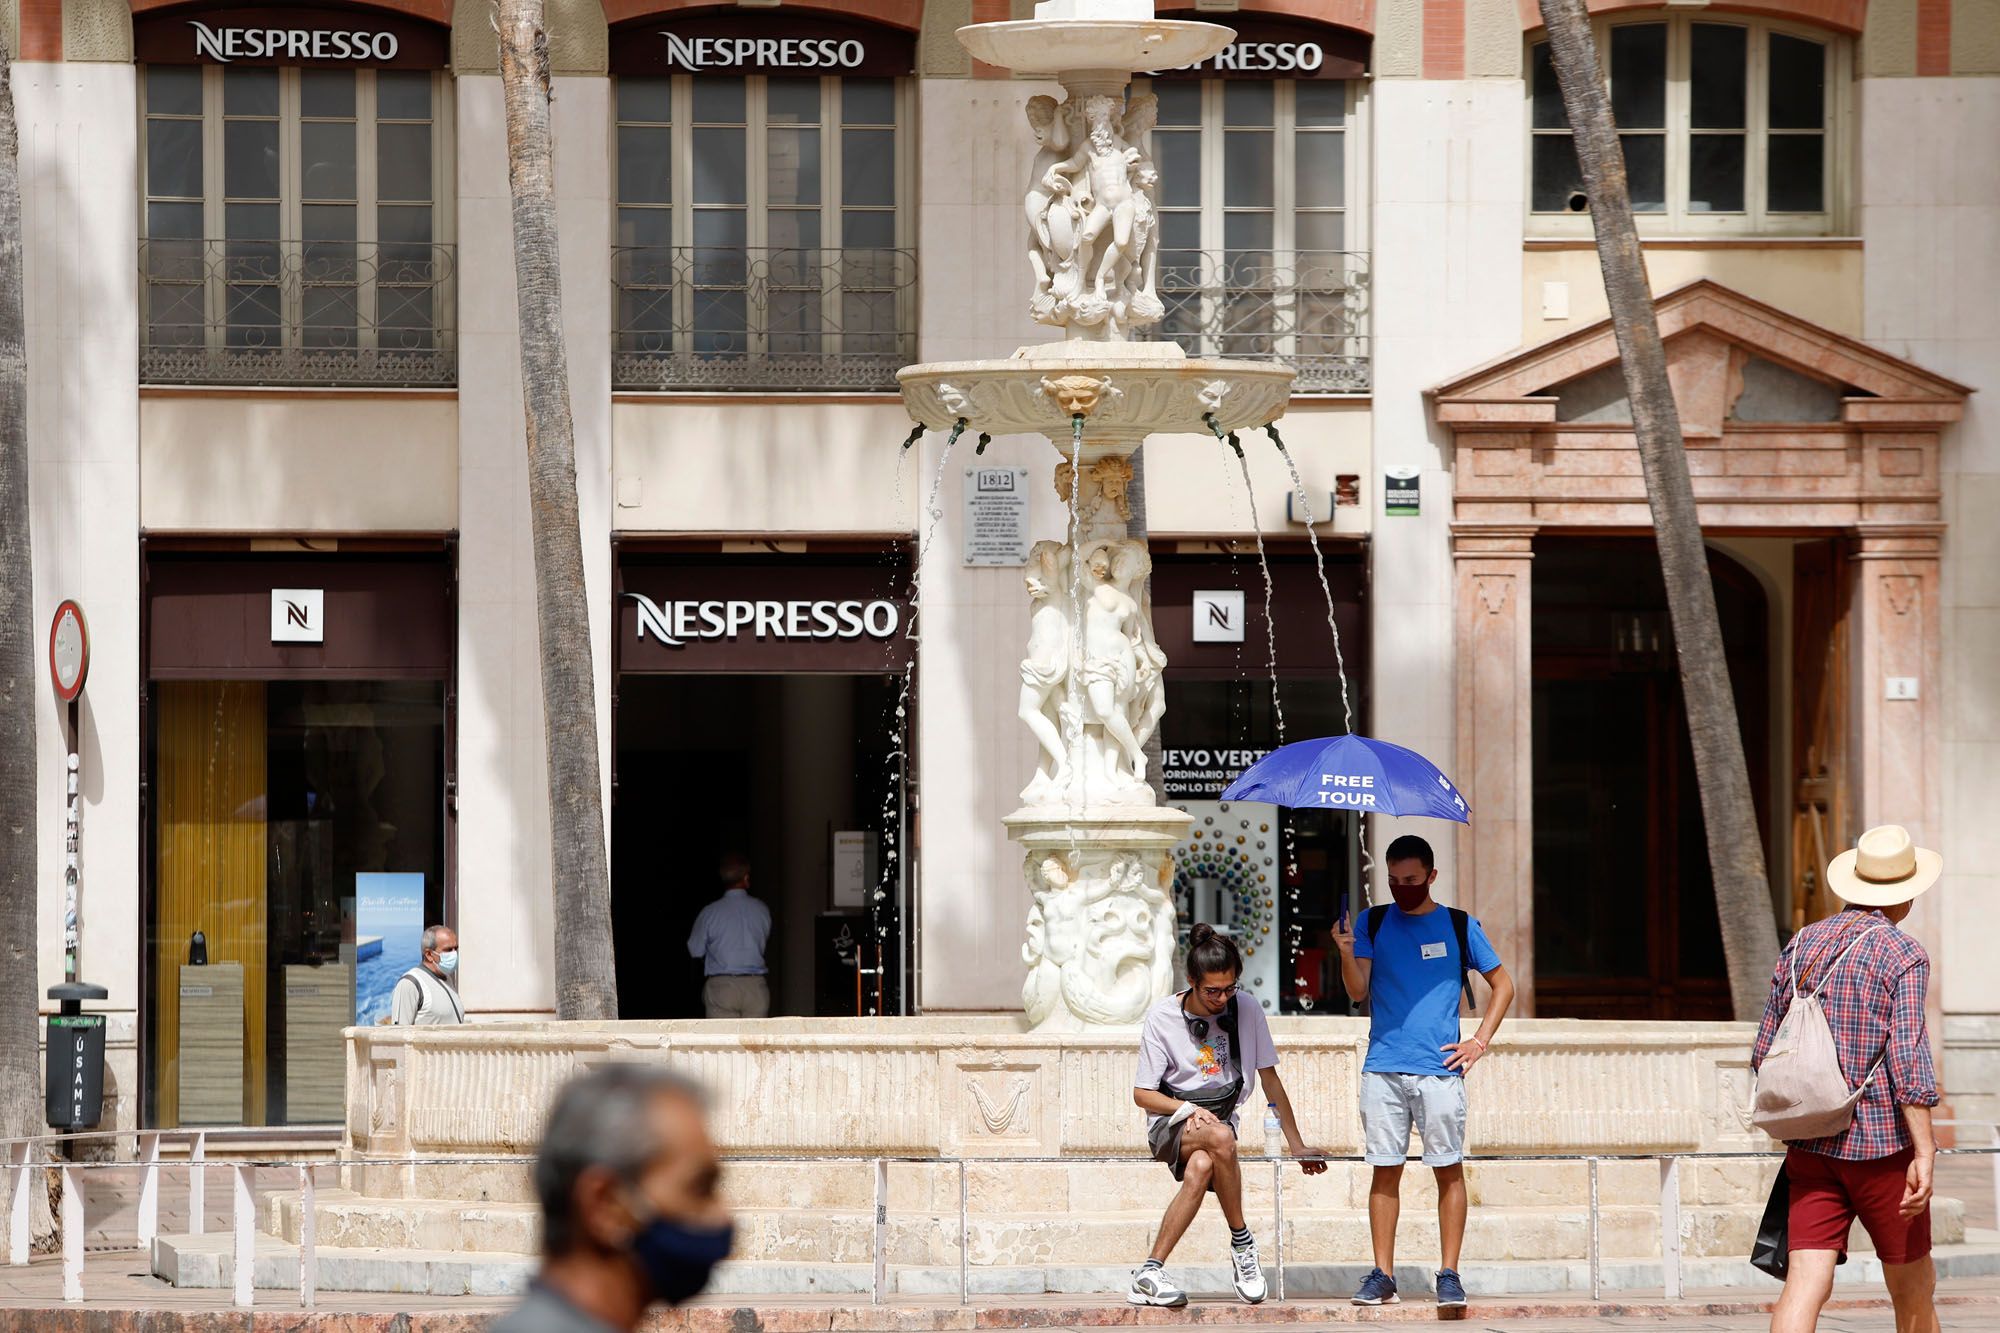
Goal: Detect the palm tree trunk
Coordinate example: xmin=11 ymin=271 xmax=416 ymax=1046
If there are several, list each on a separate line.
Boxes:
xmin=1127 ymin=446 xmax=1167 ymax=805
xmin=0 ymin=39 xmax=53 ymax=1247
xmin=497 ymin=0 xmax=617 ymax=1020
xmin=1537 ymin=0 xmax=1779 ymax=1018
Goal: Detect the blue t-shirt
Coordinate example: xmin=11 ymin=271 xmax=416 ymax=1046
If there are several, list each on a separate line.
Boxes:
xmin=1354 ymin=904 xmax=1502 ymax=1077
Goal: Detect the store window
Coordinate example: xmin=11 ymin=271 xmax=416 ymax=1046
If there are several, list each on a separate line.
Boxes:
xmin=143 ymin=554 xmax=453 ymax=1128
xmin=1528 ymin=18 xmax=1847 ymax=236
xmin=611 ymin=73 xmax=914 ymax=390
xmin=1133 ymin=76 xmax=1369 ymax=393
xmin=139 ymin=60 xmax=455 ymax=386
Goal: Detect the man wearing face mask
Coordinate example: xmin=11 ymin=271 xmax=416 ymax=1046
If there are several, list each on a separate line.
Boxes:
xmin=389 ymin=924 xmax=465 ymax=1025
xmin=1332 ymin=835 xmax=1515 ymax=1312
xmin=492 ymin=1064 xmax=733 ymax=1333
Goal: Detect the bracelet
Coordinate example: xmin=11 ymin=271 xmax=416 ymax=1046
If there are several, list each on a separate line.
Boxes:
xmin=1470 ymin=1035 xmax=1488 ymax=1052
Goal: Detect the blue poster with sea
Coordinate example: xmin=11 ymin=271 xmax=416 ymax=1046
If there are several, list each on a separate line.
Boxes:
xmin=355 ymin=872 xmax=425 ymax=1025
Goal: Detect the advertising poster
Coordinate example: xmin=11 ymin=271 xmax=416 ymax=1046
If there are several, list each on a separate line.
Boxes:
xmin=354 ymin=872 xmax=425 ymax=1025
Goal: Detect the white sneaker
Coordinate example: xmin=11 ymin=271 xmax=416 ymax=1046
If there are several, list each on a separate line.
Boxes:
xmin=1129 ymin=1266 xmax=1188 ymax=1307
xmin=1231 ymin=1239 xmax=1268 ymax=1304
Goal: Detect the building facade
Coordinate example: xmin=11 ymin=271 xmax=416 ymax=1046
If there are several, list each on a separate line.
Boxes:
xmin=20 ymin=0 xmax=2000 ymax=1130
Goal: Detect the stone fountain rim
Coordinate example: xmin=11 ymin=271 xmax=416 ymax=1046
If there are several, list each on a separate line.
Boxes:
xmin=955 ymin=18 xmax=1237 ymax=77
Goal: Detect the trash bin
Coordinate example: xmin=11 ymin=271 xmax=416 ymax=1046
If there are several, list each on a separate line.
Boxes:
xmin=45 ymin=981 xmax=108 ymax=1130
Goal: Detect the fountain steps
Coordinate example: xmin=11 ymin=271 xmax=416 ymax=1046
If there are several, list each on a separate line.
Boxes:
xmin=237 ymin=1186 xmax=1965 ymax=1267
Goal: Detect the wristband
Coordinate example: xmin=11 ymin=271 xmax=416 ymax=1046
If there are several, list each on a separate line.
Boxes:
xmin=1167 ymin=1101 xmax=1196 ymax=1127
xmin=1469 ymin=1035 xmax=1488 ymax=1052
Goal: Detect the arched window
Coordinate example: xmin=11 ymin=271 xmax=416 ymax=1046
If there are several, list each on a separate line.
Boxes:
xmin=1528 ymin=16 xmax=1849 ymax=236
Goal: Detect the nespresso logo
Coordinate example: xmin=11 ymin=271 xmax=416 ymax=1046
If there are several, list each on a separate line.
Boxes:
xmin=661 ymin=34 xmax=866 ymax=71
xmin=190 ymin=21 xmax=401 ymax=63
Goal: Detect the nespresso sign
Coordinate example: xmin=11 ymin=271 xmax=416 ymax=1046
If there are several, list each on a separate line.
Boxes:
xmin=618 ymin=557 xmax=910 ymax=674
xmin=629 ymin=595 xmax=899 ymax=646
xmin=1149 ymin=13 xmax=1368 ymax=81
xmin=611 ymin=14 xmax=914 ymax=79
xmin=135 ymin=7 xmax=449 ymax=69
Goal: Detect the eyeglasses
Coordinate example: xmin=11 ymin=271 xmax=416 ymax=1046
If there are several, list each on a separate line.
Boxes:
xmin=1197 ymin=984 xmax=1239 ymax=1001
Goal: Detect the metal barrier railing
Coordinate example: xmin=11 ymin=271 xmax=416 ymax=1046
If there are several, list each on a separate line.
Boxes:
xmin=4 ymin=1133 xmax=1996 ymax=1310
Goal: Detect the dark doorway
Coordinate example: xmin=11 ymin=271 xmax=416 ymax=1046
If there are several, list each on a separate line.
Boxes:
xmin=612 ymin=673 xmax=903 ymax=1019
xmin=1531 ymin=539 xmax=1769 ymax=1020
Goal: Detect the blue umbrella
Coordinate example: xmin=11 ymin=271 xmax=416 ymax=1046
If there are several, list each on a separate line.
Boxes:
xmin=1220 ymin=734 xmax=1471 ymax=823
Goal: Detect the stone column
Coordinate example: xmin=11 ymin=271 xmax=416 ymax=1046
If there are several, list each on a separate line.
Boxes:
xmin=1848 ymin=523 xmax=1945 ymax=1040
xmin=1452 ymin=525 xmax=1536 ymax=1009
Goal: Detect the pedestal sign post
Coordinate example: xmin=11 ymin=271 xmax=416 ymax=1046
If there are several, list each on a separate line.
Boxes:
xmin=46 ymin=599 xmax=107 ymax=1131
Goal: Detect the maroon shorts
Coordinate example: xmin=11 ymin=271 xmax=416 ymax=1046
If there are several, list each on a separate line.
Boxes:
xmin=1786 ymin=1145 xmax=1931 ymax=1265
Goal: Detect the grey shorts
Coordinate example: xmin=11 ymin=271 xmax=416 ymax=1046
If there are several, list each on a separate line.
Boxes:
xmin=1361 ymin=1071 xmax=1468 ymax=1167
xmin=1147 ymin=1115 xmax=1236 ymax=1184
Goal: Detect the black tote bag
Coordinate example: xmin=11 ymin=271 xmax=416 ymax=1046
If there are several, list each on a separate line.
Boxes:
xmin=1751 ymin=1167 xmax=1791 ymax=1278
xmin=1750 ymin=1160 xmax=1847 ymax=1280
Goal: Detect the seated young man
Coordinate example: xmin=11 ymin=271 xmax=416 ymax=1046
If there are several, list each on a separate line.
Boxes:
xmin=1128 ymin=923 xmax=1326 ymax=1307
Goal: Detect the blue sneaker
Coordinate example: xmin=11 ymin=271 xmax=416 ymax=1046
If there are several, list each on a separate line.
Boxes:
xmin=1436 ymin=1268 xmax=1468 ymax=1308
xmin=1352 ymin=1267 xmax=1399 ymax=1305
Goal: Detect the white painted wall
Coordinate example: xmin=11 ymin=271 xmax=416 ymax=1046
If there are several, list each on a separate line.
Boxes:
xmin=21 ymin=60 xmax=142 ymax=1126
xmin=1858 ymin=77 xmax=2000 ymax=1024
xmin=454 ymin=74 xmax=614 ymax=1018
xmin=140 ymin=395 xmax=457 ymax=531
xmin=1366 ymin=79 xmax=1526 ymax=905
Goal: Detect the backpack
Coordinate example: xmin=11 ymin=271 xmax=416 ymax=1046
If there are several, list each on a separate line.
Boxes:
xmin=1752 ymin=924 xmax=1888 ymax=1142
xmin=1366 ymin=905 xmax=1478 ymax=1012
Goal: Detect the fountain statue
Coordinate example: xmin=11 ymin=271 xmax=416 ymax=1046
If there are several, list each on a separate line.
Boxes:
xmin=898 ymin=0 xmax=1294 ymax=1030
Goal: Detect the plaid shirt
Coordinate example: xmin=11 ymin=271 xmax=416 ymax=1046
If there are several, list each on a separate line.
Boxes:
xmin=1751 ymin=908 xmax=1938 ymax=1161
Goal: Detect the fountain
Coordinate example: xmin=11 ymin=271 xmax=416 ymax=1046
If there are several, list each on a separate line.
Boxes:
xmin=897 ymin=0 xmax=1296 ymax=1032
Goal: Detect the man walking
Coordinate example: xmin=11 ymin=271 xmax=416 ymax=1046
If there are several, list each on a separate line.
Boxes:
xmin=1333 ymin=834 xmax=1514 ymax=1310
xmin=688 ymin=853 xmax=772 ymax=1019
xmin=390 ymin=924 xmax=465 ymax=1025
xmin=1129 ymin=923 xmax=1326 ymax=1308
xmin=1755 ymin=825 xmax=1942 ymax=1333
xmin=491 ymin=1064 xmax=733 ymax=1332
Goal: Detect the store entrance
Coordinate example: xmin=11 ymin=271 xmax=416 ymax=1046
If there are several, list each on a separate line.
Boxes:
xmin=612 ymin=673 xmax=904 ymax=1019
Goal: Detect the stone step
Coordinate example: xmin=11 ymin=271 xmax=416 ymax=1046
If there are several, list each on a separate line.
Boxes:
xmin=259 ymin=1188 xmax=1967 ymax=1265
xmin=344 ymin=1155 xmax=1795 ymax=1212
xmin=150 ymin=1229 xmax=2000 ymax=1299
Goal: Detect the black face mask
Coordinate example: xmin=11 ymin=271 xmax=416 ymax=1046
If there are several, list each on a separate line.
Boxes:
xmin=629 ymin=1214 xmax=735 ymax=1306
xmin=1389 ymin=883 xmax=1431 ymax=912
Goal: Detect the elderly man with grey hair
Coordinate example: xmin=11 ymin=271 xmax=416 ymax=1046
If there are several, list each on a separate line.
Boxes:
xmin=390 ymin=924 xmax=464 ymax=1025
xmin=492 ymin=1064 xmax=732 ymax=1332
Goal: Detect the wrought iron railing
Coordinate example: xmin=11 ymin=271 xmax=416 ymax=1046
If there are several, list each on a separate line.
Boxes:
xmin=613 ymin=245 xmax=918 ymax=392
xmin=139 ymin=239 xmax=456 ymax=387
xmin=1145 ymin=249 xmax=1371 ymax=394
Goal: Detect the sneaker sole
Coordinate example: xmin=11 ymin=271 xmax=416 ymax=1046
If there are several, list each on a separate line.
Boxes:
xmin=1437 ymin=1297 xmax=1468 ymax=1309
xmin=1352 ymin=1294 xmax=1401 ymax=1306
xmin=1235 ymin=1284 xmax=1268 ymax=1305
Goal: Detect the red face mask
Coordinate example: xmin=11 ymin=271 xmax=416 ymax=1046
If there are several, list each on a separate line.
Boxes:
xmin=1389 ymin=882 xmax=1431 ymax=912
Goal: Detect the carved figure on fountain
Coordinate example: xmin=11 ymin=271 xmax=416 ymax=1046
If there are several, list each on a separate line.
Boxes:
xmin=1026 ymin=92 xmax=1163 ymax=339
xmin=1052 ymin=454 xmax=1132 ymax=536
xmin=1019 ymin=541 xmax=1076 ymax=807
xmin=1024 ymin=847 xmax=1177 ymax=1028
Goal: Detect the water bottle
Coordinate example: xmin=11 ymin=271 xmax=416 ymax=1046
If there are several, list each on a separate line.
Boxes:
xmin=1263 ymin=1102 xmax=1283 ymax=1158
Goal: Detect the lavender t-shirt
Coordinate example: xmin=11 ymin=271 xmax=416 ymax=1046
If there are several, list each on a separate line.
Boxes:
xmin=1135 ymin=991 xmax=1278 ymax=1132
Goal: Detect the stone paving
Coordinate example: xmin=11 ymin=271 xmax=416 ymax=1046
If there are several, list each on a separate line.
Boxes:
xmin=2 ymin=1256 xmax=1998 ymax=1332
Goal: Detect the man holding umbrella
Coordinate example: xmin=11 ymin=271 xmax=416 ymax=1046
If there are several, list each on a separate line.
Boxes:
xmin=1221 ymin=735 xmax=1509 ymax=1309
xmin=1333 ymin=835 xmax=1515 ymax=1310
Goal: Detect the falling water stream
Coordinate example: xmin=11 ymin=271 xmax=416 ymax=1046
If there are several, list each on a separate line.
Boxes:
xmin=1266 ymin=423 xmax=1354 ymax=735
xmin=864 ymin=419 xmax=966 ymax=1012
xmin=1061 ymin=413 xmax=1087 ymax=813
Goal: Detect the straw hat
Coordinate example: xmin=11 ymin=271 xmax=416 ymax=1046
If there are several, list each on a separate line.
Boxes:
xmin=1825 ymin=825 xmax=1943 ymax=907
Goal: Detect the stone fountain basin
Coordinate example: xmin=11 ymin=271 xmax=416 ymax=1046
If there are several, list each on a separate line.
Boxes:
xmin=899 ymin=348 xmax=1294 ymax=455
xmin=956 ymin=19 xmax=1234 ymax=76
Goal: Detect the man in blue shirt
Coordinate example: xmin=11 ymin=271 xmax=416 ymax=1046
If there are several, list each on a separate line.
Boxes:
xmin=687 ymin=853 xmax=772 ymax=1018
xmin=1333 ymin=834 xmax=1515 ymax=1311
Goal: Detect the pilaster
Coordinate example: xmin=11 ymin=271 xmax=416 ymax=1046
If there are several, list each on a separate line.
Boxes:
xmin=1452 ymin=524 xmax=1536 ymax=1009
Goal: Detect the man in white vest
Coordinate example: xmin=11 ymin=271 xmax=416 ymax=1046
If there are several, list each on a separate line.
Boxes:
xmin=391 ymin=924 xmax=466 ymax=1025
